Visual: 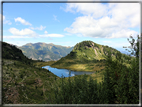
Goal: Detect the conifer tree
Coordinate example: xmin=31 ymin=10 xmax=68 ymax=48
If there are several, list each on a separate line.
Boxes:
xmin=102 ymin=50 xmax=116 ymax=104
xmin=126 ymin=35 xmax=139 ymax=103
xmin=117 ymin=34 xmax=140 ymax=104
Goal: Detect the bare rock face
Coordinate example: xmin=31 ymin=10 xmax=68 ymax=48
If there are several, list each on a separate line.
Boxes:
xmin=90 ymin=42 xmax=94 ymax=48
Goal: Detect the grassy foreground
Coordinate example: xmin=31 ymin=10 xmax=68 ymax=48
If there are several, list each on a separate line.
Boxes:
xmin=2 ymin=59 xmax=104 ymax=104
xmin=40 ymin=59 xmax=105 ymax=72
xmin=2 ymin=59 xmax=60 ymax=104
xmin=51 ymin=62 xmax=105 ymax=72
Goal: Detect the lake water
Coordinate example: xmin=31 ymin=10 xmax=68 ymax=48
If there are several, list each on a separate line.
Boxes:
xmin=42 ymin=66 xmax=96 ymax=78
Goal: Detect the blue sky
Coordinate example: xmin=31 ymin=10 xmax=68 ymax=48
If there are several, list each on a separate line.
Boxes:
xmin=2 ymin=2 xmax=140 ymax=52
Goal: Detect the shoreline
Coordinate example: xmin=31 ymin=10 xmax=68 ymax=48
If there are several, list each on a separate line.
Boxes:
xmin=50 ymin=65 xmax=96 ymax=72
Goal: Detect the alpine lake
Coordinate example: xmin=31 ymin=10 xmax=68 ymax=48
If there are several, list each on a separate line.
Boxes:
xmin=42 ymin=66 xmax=96 ymax=78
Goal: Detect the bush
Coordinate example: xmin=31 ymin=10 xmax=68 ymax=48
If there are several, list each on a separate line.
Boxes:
xmin=50 ymin=74 xmax=102 ymax=104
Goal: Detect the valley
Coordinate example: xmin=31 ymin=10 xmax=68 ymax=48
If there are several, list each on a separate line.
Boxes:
xmin=2 ymin=2 xmax=140 ymax=105
xmin=2 ymin=38 xmax=140 ymax=104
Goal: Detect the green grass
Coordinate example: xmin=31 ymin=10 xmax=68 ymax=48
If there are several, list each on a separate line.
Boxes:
xmin=33 ymin=60 xmax=57 ymax=67
xmin=50 ymin=58 xmax=106 ymax=72
xmin=2 ymin=59 xmax=60 ymax=104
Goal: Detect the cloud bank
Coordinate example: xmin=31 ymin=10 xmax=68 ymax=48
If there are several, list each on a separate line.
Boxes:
xmin=9 ymin=28 xmax=36 ymax=36
xmin=8 ymin=27 xmax=64 ymax=38
xmin=63 ymin=3 xmax=140 ymax=38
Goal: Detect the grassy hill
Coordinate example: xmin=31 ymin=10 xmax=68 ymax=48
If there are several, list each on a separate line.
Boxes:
xmin=51 ymin=40 xmax=132 ymax=72
xmin=48 ymin=37 xmax=139 ymax=104
xmin=18 ymin=42 xmax=73 ymax=61
xmin=2 ymin=42 xmax=33 ymax=64
xmin=2 ymin=41 xmax=60 ymax=104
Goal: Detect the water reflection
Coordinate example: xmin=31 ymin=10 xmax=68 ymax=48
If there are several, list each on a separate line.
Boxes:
xmin=42 ymin=66 xmax=95 ymax=78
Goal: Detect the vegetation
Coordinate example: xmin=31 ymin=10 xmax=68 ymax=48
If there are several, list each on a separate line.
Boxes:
xmin=2 ymin=59 xmax=61 ymax=104
xmin=2 ymin=42 xmax=33 ymax=65
xmin=47 ymin=35 xmax=140 ymax=104
xmin=33 ymin=60 xmax=57 ymax=68
xmin=2 ymin=42 xmax=61 ymax=104
xmin=51 ymin=40 xmax=132 ymax=72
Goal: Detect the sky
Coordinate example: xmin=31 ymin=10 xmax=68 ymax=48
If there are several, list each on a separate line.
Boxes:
xmin=2 ymin=1 xmax=140 ymax=52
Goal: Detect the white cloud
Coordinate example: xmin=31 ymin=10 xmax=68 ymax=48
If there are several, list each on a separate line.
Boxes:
xmin=109 ymin=29 xmax=138 ymax=38
xmin=7 ymin=27 xmax=63 ymax=38
xmin=9 ymin=28 xmax=36 ymax=37
xmin=39 ymin=34 xmax=64 ymax=37
xmin=15 ymin=17 xmax=32 ymax=26
xmin=53 ymin=15 xmax=60 ymax=22
xmin=30 ymin=25 xmax=46 ymax=30
xmin=44 ymin=31 xmax=48 ymax=34
xmin=3 ymin=20 xmax=12 ymax=25
xmin=64 ymin=16 xmax=115 ymax=38
xmin=1 ymin=15 xmax=12 ymax=25
xmin=108 ymin=3 xmax=140 ymax=28
xmin=64 ymin=3 xmax=140 ymax=38
xmin=3 ymin=15 xmax=5 ymax=20
xmin=4 ymin=33 xmax=64 ymax=39
xmin=62 ymin=3 xmax=108 ymax=18
xmin=3 ymin=35 xmax=30 ymax=39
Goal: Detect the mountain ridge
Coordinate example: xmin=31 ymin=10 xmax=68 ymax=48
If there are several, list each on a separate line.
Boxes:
xmin=51 ymin=40 xmax=130 ymax=71
xmin=18 ymin=42 xmax=74 ymax=61
xmin=2 ymin=41 xmax=33 ymax=64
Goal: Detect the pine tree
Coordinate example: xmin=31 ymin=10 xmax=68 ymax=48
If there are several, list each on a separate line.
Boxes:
xmin=119 ymin=35 xmax=140 ymax=104
xmin=102 ymin=50 xmax=116 ymax=103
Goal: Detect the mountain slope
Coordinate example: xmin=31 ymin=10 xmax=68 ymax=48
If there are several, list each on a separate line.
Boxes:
xmin=2 ymin=41 xmax=60 ymax=104
xmin=51 ymin=41 xmax=131 ymax=71
xmin=2 ymin=41 xmax=33 ymax=64
xmin=19 ymin=42 xmax=73 ymax=61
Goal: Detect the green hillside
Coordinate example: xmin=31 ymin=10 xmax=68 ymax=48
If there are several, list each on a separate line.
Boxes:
xmin=2 ymin=41 xmax=60 ymax=104
xmin=2 ymin=42 xmax=33 ymax=64
xmin=51 ymin=40 xmax=132 ymax=71
xmin=18 ymin=42 xmax=73 ymax=61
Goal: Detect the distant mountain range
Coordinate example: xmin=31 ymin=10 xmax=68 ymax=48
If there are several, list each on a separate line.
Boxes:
xmin=3 ymin=41 xmax=130 ymax=62
xmin=18 ymin=42 xmax=74 ymax=61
